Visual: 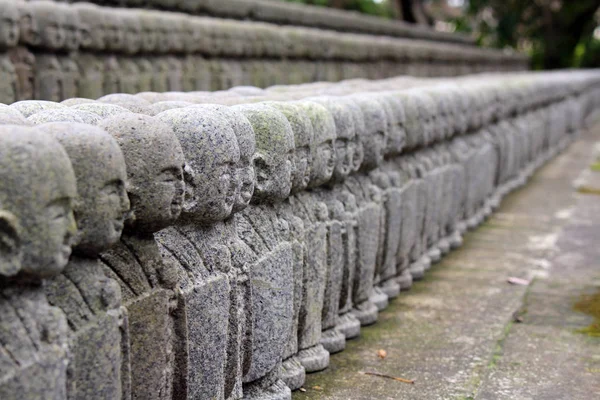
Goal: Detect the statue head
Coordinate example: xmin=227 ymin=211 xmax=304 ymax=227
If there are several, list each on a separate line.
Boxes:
xmin=0 ymin=125 xmax=77 ymax=281
xmin=0 ymin=0 xmax=20 ymax=48
xmin=189 ymin=104 xmax=256 ymax=213
xmin=378 ymin=92 xmax=406 ymax=157
xmin=29 ymin=0 xmax=66 ymax=50
xmin=139 ymin=11 xmax=159 ymax=53
xmin=346 ymin=95 xmax=387 ymax=171
xmin=293 ymin=101 xmax=336 ymax=188
xmin=27 ymin=108 xmax=101 ymax=125
xmin=231 ymin=104 xmax=294 ymax=203
xmin=307 ymin=96 xmax=357 ymax=183
xmin=73 ymin=2 xmax=105 ymax=50
xmin=10 ymin=100 xmax=66 ymax=118
xmin=98 ymin=114 xmax=185 ymax=234
xmin=61 ymin=3 xmax=81 ymax=52
xmin=38 ymin=122 xmax=130 ymax=258
xmin=70 ymin=102 xmax=133 ymax=119
xmin=264 ymin=101 xmax=314 ymax=193
xmin=156 ymin=108 xmax=240 ymax=223
xmin=0 ymin=105 xmax=29 ymax=125
xmin=103 ymin=8 xmax=125 ymax=53
xmin=16 ymin=1 xmax=40 ymax=47
xmin=97 ymin=93 xmax=152 ymax=114
xmin=121 ymin=10 xmax=142 ymax=55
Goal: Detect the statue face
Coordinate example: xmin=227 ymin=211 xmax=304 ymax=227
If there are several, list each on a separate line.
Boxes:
xmin=123 ymin=12 xmax=142 ymax=54
xmin=31 ymin=2 xmax=66 ymax=50
xmin=293 ymin=145 xmax=311 ymax=191
xmin=333 ymin=137 xmax=353 ymax=180
xmin=232 ymin=104 xmax=294 ymax=202
xmin=38 ymin=123 xmax=130 ymax=257
xmin=140 ymin=12 xmax=158 ymax=53
xmin=63 ymin=7 xmax=81 ymax=52
xmin=156 ymin=109 xmax=240 ymax=223
xmin=99 ymin=115 xmax=185 ymax=234
xmin=0 ymin=127 xmax=77 ymax=280
xmin=0 ymin=1 xmax=20 ymax=48
xmin=104 ymin=11 xmax=125 ymax=52
xmin=18 ymin=3 xmax=40 ymax=46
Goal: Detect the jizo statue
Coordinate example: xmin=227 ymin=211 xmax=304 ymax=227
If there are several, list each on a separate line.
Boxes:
xmin=0 ymin=126 xmax=77 ymax=400
xmin=230 ymin=103 xmax=295 ymax=400
xmin=41 ymin=122 xmax=131 ymax=400
xmin=155 ymin=108 xmax=240 ymax=400
xmin=74 ymin=2 xmax=106 ymax=51
xmin=287 ymin=100 xmax=335 ymax=374
xmin=34 ymin=54 xmax=63 ymax=102
xmin=98 ymin=114 xmax=186 ymax=400
xmin=8 ymin=47 xmax=35 ymax=101
xmin=0 ymin=55 xmax=17 ymax=105
xmin=186 ymin=103 xmax=258 ymax=400
xmin=266 ymin=101 xmax=315 ymax=391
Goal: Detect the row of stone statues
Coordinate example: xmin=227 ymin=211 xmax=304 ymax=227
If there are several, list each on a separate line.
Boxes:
xmin=1 ymin=70 xmax=599 ymax=400
xmin=49 ymin=0 xmax=474 ymax=45
xmin=0 ymin=48 xmax=521 ymax=105
xmin=0 ymin=0 xmax=526 ymax=60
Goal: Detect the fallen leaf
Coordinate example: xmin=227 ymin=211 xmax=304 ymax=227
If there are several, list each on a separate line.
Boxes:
xmin=507 ymin=277 xmax=530 ymax=286
xmin=299 ymin=388 xmax=306 ymax=392
xmin=312 ymin=386 xmax=323 ymax=391
xmin=377 ymin=349 xmax=387 ymax=359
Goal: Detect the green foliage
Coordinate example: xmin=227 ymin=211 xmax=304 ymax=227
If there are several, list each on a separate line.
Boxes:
xmin=282 ymin=0 xmax=395 ymax=18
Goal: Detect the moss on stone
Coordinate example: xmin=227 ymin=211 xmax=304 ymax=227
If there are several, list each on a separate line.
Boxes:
xmin=574 ymin=289 xmax=600 ymax=337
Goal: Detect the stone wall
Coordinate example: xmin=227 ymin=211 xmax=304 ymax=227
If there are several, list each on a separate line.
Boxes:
xmin=1 ymin=69 xmax=599 ymax=400
xmin=45 ymin=0 xmax=476 ymax=45
xmin=0 ymin=0 xmax=527 ymax=104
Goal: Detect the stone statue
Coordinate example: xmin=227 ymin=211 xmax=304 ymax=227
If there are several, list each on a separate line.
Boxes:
xmin=0 ymin=125 xmax=77 ymax=399
xmin=266 ymin=101 xmax=314 ymax=390
xmin=0 ymin=0 xmax=20 ymax=49
xmin=103 ymin=9 xmax=126 ymax=53
xmin=0 ymin=55 xmax=17 ymax=105
xmin=186 ymin=104 xmax=257 ymax=400
xmin=287 ymin=100 xmax=335 ymax=373
xmin=34 ymin=54 xmax=62 ymax=102
xmin=97 ymin=114 xmax=186 ymax=400
xmin=154 ymin=108 xmax=240 ymax=400
xmin=8 ymin=47 xmax=35 ymax=101
xmin=59 ymin=55 xmax=80 ymax=101
xmin=230 ymin=103 xmax=295 ymax=400
xmin=77 ymin=53 xmax=104 ymax=100
xmin=341 ymin=94 xmax=387 ymax=324
xmin=29 ymin=1 xmax=66 ymax=51
xmin=104 ymin=55 xmax=122 ymax=97
xmin=41 ymin=122 xmax=131 ymax=400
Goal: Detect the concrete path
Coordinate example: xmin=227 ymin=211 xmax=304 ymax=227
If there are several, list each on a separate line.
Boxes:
xmin=293 ymin=125 xmax=600 ymax=400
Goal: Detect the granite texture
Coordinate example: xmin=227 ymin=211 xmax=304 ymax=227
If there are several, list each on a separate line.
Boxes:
xmin=0 ymin=70 xmax=598 ymax=400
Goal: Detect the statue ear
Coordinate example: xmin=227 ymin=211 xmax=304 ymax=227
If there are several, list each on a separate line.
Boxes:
xmin=0 ymin=210 xmax=22 ymax=278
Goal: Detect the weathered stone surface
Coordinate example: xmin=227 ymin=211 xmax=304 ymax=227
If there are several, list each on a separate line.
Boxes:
xmin=38 ymin=122 xmax=131 ymax=400
xmin=97 ymin=113 xmax=185 ymax=400
xmin=0 ymin=127 xmax=77 ymax=400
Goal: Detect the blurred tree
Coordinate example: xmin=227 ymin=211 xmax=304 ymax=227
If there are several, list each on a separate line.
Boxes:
xmin=452 ymin=0 xmax=600 ymax=69
xmin=281 ymin=0 xmax=600 ymax=69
